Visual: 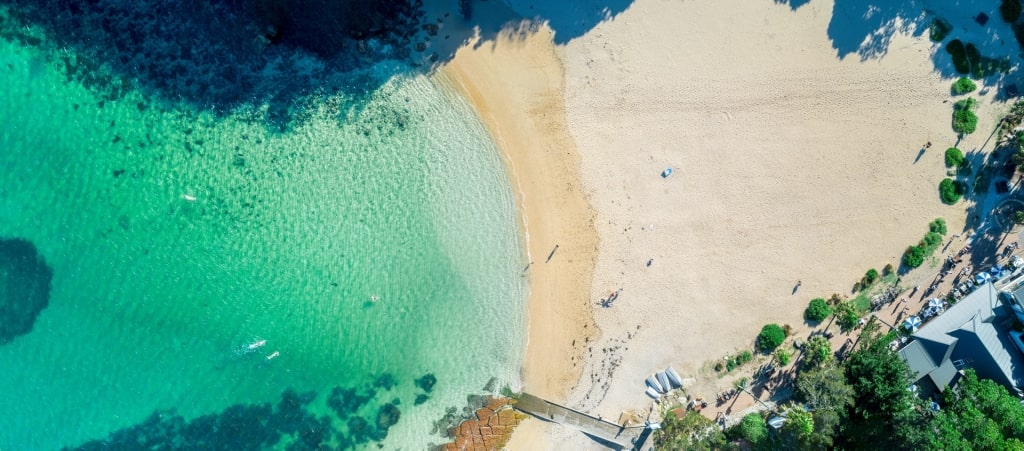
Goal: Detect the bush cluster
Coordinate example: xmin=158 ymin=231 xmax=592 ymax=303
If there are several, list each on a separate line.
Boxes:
xmin=863 ymin=268 xmax=879 ymax=285
xmin=1003 ymin=0 xmax=1023 ymax=23
xmin=939 ymin=178 xmax=965 ymax=204
xmin=835 ymin=301 xmax=860 ymax=331
xmin=951 ymin=78 xmax=977 ymax=95
xmin=930 ymin=18 xmax=953 ymax=42
xmin=805 ymin=298 xmax=832 ymax=322
xmin=952 ymin=98 xmax=978 ymax=135
xmin=775 ymin=348 xmax=791 ymax=366
xmin=903 ymin=221 xmax=947 ymax=268
xmin=946 ymin=41 xmax=1010 ymax=78
xmin=757 ymin=324 xmax=786 ymax=351
xmin=945 ymin=147 xmax=965 ymax=167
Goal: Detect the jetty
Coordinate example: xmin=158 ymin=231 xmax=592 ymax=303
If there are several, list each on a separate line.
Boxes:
xmin=514 ymin=393 xmax=649 ymax=450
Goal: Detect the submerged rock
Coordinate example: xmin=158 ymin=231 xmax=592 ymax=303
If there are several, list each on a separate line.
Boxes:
xmin=0 ymin=238 xmax=53 ymax=344
xmin=415 ymin=373 xmax=437 ymax=393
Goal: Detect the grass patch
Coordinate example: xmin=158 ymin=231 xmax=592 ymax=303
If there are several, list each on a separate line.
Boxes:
xmin=952 ymin=98 xmax=978 ymax=135
xmin=951 ymin=78 xmax=977 ymax=95
xmin=931 ymin=18 xmax=953 ymax=42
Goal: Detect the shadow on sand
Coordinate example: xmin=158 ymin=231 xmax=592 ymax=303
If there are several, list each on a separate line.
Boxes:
xmin=0 ymin=0 xmax=633 ymax=129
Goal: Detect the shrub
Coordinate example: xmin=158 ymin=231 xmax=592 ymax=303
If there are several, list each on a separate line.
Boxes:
xmin=758 ymin=324 xmax=786 ymax=351
xmin=803 ymin=336 xmax=832 ymax=369
xmin=864 ymin=268 xmax=879 ymax=285
xmin=951 ymin=78 xmax=977 ymax=95
xmin=835 ymin=302 xmax=860 ymax=331
xmin=945 ymin=147 xmax=965 ymax=167
xmin=923 ymin=231 xmax=944 ymax=248
xmin=1015 ymin=210 xmax=1024 ymax=224
xmin=939 ymin=178 xmax=965 ymax=204
xmin=931 ymin=18 xmax=953 ymax=42
xmin=1003 ymin=0 xmax=1023 ymax=23
xmin=805 ymin=298 xmax=832 ymax=322
xmin=946 ymin=39 xmax=969 ymax=74
xmin=952 ymin=98 xmax=978 ymax=135
xmin=883 ymin=263 xmax=894 ymax=275
xmin=730 ymin=413 xmax=768 ymax=446
xmin=738 ymin=350 xmax=753 ymax=365
xmin=903 ymin=245 xmax=926 ymax=268
xmin=775 ymin=348 xmax=791 ymax=366
xmin=929 ymin=218 xmax=948 ymax=235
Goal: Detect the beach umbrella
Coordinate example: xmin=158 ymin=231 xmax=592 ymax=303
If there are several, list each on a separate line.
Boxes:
xmin=928 ymin=298 xmax=944 ymax=310
xmin=904 ymin=316 xmax=922 ymax=332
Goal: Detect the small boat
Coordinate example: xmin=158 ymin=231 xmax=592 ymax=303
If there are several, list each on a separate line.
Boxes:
xmin=645 ymin=387 xmax=662 ymax=400
xmin=182 ymin=194 xmax=197 ymax=201
xmin=661 ymin=168 xmax=673 ymax=178
xmin=247 ymin=339 xmax=267 ymax=350
xmin=266 ymin=351 xmax=280 ymax=360
xmin=656 ymin=371 xmax=671 ymax=393
xmin=646 ymin=375 xmax=664 ymax=393
xmin=665 ymin=367 xmax=683 ymax=388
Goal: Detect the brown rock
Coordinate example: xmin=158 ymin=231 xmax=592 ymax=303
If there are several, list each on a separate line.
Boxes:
xmin=460 ymin=419 xmax=479 ymax=436
xmin=498 ymin=409 xmax=516 ymax=426
xmin=485 ymin=397 xmax=508 ymax=411
xmin=479 ymin=426 xmax=492 ymax=435
xmin=487 ymin=415 xmax=500 ymax=427
xmin=475 ymin=408 xmax=492 ymax=422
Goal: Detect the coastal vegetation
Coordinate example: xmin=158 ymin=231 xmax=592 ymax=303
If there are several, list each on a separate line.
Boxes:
xmin=757 ymin=324 xmax=786 ymax=352
xmin=804 ymin=298 xmax=831 ymax=322
xmin=951 ymin=78 xmax=977 ymax=95
xmin=661 ymin=318 xmax=1024 ymax=448
xmin=801 ymin=336 xmax=832 ymax=369
xmin=774 ymin=348 xmax=791 ymax=366
xmin=930 ymin=18 xmax=953 ymax=42
xmin=862 ymin=268 xmax=879 ymax=286
xmin=834 ymin=300 xmax=860 ymax=331
xmin=945 ymin=147 xmax=965 ymax=167
xmin=1003 ymin=0 xmax=1023 ymax=23
xmin=945 ymin=41 xmax=1011 ymax=79
xmin=952 ymin=98 xmax=979 ymax=135
xmin=939 ymin=178 xmax=966 ymax=204
xmin=902 ymin=220 xmax=947 ymax=269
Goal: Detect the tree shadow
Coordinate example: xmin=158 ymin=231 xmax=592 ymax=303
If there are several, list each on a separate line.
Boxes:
xmin=0 ymin=0 xmax=633 ymax=130
xmin=826 ymin=0 xmax=928 ymax=61
xmin=774 ymin=0 xmax=812 ymax=11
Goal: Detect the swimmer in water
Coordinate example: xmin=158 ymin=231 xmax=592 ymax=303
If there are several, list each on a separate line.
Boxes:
xmin=370 ymin=295 xmax=380 ymax=302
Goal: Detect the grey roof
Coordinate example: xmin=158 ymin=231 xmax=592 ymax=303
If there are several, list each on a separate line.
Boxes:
xmin=902 ymin=283 xmax=1024 ymax=392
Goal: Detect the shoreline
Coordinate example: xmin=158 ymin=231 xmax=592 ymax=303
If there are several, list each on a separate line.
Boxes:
xmin=436 ymin=7 xmax=599 ymax=405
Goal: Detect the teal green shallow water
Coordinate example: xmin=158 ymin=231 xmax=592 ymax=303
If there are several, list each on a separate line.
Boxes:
xmin=0 ymin=34 xmax=525 ymax=449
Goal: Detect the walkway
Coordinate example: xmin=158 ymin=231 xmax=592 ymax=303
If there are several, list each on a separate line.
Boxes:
xmin=514 ymin=393 xmax=647 ymax=450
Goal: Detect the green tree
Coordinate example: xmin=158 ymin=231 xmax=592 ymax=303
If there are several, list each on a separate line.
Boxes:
xmin=945 ymin=147 xmax=965 ymax=167
xmin=925 ymin=370 xmax=1024 ymax=447
xmin=837 ymin=328 xmax=929 ymax=449
xmin=864 ymin=268 xmax=879 ymax=285
xmin=774 ymin=348 xmax=791 ymax=366
xmin=804 ymin=298 xmax=831 ymax=322
xmin=802 ymin=335 xmax=832 ymax=369
xmin=834 ymin=301 xmax=859 ymax=332
xmin=1003 ymin=0 xmax=1023 ymax=23
xmin=757 ymin=324 xmax=786 ymax=351
xmin=953 ymin=98 xmax=979 ymax=135
xmin=794 ymin=364 xmax=854 ymax=448
xmin=903 ymin=245 xmax=925 ymax=268
xmin=654 ymin=409 xmax=727 ymax=450
xmin=727 ymin=413 xmax=768 ymax=448
xmin=939 ymin=178 xmax=965 ymax=204
xmin=1015 ymin=210 xmax=1024 ymax=225
xmin=781 ymin=406 xmax=815 ymax=446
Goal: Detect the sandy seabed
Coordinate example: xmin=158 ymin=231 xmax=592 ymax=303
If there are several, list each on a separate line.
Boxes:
xmin=432 ymin=0 xmax=1012 ymax=447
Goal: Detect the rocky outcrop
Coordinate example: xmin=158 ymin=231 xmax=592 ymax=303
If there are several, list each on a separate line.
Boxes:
xmin=439 ymin=396 xmax=527 ymax=451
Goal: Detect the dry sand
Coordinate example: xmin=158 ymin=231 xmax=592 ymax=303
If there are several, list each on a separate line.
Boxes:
xmin=433 ymin=0 xmax=1012 ymax=448
xmin=437 ymin=0 xmax=599 ymax=404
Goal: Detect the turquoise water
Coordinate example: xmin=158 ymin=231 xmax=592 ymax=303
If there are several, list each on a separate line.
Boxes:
xmin=0 ymin=28 xmax=525 ymax=450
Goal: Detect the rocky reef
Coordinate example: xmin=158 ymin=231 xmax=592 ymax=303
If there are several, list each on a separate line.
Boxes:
xmin=435 ymin=396 xmax=527 ymax=451
xmin=0 ymin=238 xmax=53 ymax=344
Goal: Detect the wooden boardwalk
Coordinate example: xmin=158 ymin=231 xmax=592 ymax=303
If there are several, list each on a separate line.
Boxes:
xmin=514 ymin=393 xmax=647 ymax=450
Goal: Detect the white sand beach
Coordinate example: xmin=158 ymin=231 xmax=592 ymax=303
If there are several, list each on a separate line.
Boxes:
xmin=433 ymin=0 xmax=1015 ymax=448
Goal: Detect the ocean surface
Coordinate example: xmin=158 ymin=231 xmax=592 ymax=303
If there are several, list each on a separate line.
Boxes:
xmin=0 ymin=19 xmax=526 ymax=450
